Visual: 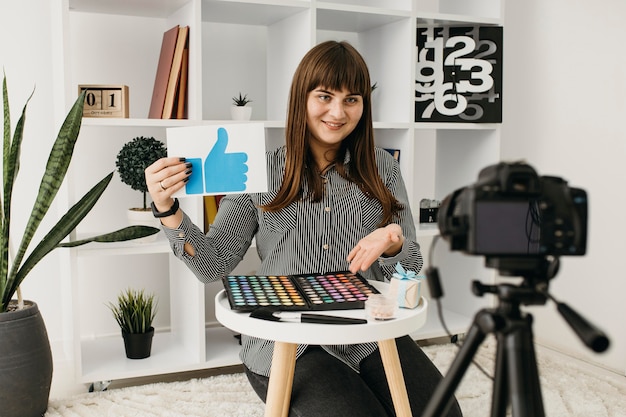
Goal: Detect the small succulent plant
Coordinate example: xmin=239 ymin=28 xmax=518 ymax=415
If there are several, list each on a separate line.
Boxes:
xmin=232 ymin=92 xmax=252 ymax=106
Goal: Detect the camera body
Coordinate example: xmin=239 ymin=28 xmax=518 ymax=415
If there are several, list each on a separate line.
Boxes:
xmin=438 ymin=162 xmax=587 ymax=257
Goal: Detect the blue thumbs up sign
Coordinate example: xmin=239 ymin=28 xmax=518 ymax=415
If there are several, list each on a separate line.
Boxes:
xmin=203 ymin=127 xmax=248 ymax=193
xmin=184 ymin=127 xmax=249 ymax=195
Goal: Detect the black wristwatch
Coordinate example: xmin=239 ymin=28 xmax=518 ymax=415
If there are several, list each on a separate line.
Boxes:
xmin=151 ymin=198 xmax=179 ymax=218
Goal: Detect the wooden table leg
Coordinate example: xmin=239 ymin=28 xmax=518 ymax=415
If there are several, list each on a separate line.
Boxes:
xmin=378 ymin=338 xmax=413 ymax=417
xmin=264 ymin=341 xmax=298 ymax=417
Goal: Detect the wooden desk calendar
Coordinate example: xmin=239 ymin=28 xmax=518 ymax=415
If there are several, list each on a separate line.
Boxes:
xmin=78 ymin=84 xmax=129 ymax=118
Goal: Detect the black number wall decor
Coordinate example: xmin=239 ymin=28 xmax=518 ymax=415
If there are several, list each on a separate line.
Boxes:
xmin=415 ymin=26 xmax=502 ymax=123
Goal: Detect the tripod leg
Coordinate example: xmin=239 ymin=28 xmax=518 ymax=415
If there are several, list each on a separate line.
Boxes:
xmin=422 ymin=310 xmax=496 ymax=417
xmin=505 ymin=314 xmax=545 ymax=417
xmin=490 ymin=333 xmax=509 ymax=417
xmin=526 ymin=315 xmax=546 ymax=416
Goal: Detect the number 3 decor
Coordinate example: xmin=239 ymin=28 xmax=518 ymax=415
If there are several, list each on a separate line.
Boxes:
xmin=415 ymin=26 xmax=502 ymax=123
xmin=78 ymin=84 xmax=129 ymax=118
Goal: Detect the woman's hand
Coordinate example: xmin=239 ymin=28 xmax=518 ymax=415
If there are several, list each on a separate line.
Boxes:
xmin=145 ymin=156 xmax=191 ymax=214
xmin=346 ymin=224 xmax=404 ymax=273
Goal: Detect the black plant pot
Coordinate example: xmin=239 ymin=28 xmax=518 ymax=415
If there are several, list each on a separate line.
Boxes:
xmin=0 ymin=301 xmax=53 ymax=417
xmin=122 ymin=327 xmax=155 ymax=359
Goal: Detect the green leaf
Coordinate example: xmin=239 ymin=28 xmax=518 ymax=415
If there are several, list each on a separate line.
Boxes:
xmin=8 ymin=173 xmax=158 ymax=299
xmin=0 ymin=77 xmax=32 ymax=302
xmin=57 ymin=226 xmax=160 ymax=248
xmin=6 ymin=90 xmax=85 ymax=299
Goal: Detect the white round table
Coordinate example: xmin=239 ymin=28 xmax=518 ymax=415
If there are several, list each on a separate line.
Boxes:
xmin=215 ymin=281 xmax=428 ymax=417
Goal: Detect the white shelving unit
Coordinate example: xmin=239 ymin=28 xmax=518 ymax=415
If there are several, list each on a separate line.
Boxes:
xmin=57 ymin=0 xmax=504 ymax=385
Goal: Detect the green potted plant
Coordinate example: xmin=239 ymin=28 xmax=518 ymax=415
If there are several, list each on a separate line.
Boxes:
xmin=230 ymin=92 xmax=252 ymax=120
xmin=115 ymin=136 xmax=167 ymax=238
xmin=108 ymin=288 xmax=158 ymax=359
xmin=0 ymin=77 xmax=159 ymax=417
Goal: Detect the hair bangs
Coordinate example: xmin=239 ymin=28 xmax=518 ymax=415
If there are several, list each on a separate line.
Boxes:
xmin=307 ymin=45 xmax=370 ymax=96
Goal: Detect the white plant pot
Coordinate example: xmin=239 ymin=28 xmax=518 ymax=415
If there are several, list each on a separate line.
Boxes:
xmin=126 ymin=208 xmax=161 ymax=242
xmin=230 ymin=106 xmax=252 ymax=121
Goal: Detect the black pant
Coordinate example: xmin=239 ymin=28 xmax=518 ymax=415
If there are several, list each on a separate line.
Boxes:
xmin=244 ymin=336 xmax=463 ymax=417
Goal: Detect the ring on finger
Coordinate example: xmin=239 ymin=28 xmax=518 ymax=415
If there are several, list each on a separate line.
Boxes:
xmin=159 ymin=180 xmax=167 ymax=191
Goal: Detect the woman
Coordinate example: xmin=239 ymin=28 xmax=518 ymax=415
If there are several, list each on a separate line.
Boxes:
xmin=146 ymin=40 xmax=462 ymax=417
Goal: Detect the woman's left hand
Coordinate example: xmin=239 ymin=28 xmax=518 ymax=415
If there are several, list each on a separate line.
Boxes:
xmin=347 ymin=224 xmax=404 ymax=273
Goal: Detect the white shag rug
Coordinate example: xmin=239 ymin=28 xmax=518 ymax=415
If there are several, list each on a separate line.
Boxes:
xmin=46 ymin=339 xmax=626 ymax=417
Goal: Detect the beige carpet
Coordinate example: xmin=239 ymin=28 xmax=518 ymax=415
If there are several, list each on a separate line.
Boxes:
xmin=45 ymin=339 xmax=626 ymax=417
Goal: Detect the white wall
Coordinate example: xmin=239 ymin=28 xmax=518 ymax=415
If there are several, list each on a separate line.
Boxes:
xmin=0 ymin=3 xmax=65 ymax=337
xmin=503 ymin=0 xmax=626 ymax=374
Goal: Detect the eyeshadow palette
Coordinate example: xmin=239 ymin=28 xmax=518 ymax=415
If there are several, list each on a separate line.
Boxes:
xmin=221 ymin=271 xmax=380 ymax=312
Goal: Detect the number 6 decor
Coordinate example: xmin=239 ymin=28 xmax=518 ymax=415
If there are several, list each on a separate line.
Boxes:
xmin=78 ymin=84 xmax=129 ymax=118
xmin=415 ymin=26 xmax=502 ymax=123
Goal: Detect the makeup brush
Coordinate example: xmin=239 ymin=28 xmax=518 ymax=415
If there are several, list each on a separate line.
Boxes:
xmin=250 ymin=307 xmax=367 ymax=325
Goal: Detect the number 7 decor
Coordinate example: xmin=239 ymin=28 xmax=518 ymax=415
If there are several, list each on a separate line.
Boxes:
xmin=78 ymin=85 xmax=129 ymax=118
xmin=415 ymin=26 xmax=502 ymax=123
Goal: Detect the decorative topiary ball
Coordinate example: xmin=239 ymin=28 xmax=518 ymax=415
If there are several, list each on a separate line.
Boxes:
xmin=116 ymin=136 xmax=167 ymax=194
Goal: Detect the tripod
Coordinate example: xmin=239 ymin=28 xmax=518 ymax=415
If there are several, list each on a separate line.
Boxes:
xmin=422 ymin=256 xmax=610 ymax=417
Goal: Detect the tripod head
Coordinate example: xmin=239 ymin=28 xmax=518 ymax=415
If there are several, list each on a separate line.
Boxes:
xmin=470 ymin=255 xmax=610 ymax=353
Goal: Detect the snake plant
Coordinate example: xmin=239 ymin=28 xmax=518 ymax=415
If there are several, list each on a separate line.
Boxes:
xmin=1 ymin=76 xmax=159 ymax=312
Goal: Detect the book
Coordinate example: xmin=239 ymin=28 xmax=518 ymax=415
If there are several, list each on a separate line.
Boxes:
xmin=162 ymin=25 xmax=189 ymax=119
xmin=203 ymin=194 xmax=226 ymax=232
xmin=203 ymin=195 xmax=218 ymax=233
xmin=384 ymin=148 xmax=401 ymax=162
xmin=175 ymin=44 xmax=189 ymax=119
xmin=148 ymin=25 xmax=179 ymax=119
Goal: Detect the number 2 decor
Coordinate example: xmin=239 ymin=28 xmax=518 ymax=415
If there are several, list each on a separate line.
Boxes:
xmin=415 ymin=26 xmax=502 ymax=123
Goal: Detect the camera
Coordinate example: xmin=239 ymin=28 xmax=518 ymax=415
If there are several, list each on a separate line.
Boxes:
xmin=437 ymin=161 xmax=588 ymax=257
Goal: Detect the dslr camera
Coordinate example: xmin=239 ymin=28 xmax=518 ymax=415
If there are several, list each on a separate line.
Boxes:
xmin=437 ymin=162 xmax=587 ymax=257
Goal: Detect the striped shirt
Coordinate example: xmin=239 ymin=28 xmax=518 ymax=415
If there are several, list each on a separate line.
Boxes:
xmin=162 ymin=146 xmax=423 ymax=376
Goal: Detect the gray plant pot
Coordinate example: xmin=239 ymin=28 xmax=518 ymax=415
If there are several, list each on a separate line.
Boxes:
xmin=0 ymin=301 xmax=53 ymax=417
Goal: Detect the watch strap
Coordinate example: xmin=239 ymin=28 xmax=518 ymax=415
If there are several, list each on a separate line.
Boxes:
xmin=151 ymin=198 xmax=179 ymax=218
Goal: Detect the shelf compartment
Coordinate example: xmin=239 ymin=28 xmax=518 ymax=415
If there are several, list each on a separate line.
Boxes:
xmin=73 ymin=251 xmax=207 ymax=382
xmin=316 ymin=4 xmax=409 ymax=33
xmin=69 ymin=0 xmax=192 ymax=18
xmin=416 ymin=12 xmax=502 ymax=27
xmin=78 ymin=327 xmax=238 ymax=383
xmin=318 ymin=0 xmax=411 ymax=13
xmin=201 ymin=4 xmax=312 ymax=121
xmin=204 ymin=325 xmax=243 ymax=366
xmin=202 ymin=0 xmax=309 ymax=26
xmin=435 ymin=129 xmax=500 ymax=200
xmin=79 ymin=332 xmax=197 ymax=382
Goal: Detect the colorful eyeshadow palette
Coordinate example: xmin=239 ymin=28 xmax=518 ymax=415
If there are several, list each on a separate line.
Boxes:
xmin=222 ymin=271 xmax=380 ymax=312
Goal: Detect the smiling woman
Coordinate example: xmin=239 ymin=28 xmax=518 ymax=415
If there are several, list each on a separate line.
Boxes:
xmin=142 ymin=40 xmax=460 ymax=417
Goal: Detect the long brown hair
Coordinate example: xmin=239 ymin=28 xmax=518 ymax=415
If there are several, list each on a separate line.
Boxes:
xmin=261 ymin=41 xmax=402 ymax=226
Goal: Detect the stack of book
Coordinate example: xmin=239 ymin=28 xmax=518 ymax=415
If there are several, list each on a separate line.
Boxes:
xmin=149 ymin=25 xmax=189 ymax=119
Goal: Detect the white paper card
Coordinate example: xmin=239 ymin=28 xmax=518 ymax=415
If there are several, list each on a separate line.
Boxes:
xmin=166 ymin=124 xmax=267 ymax=197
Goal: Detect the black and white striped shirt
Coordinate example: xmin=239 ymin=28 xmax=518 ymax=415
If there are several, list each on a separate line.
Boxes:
xmin=163 ymin=146 xmax=423 ymax=376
